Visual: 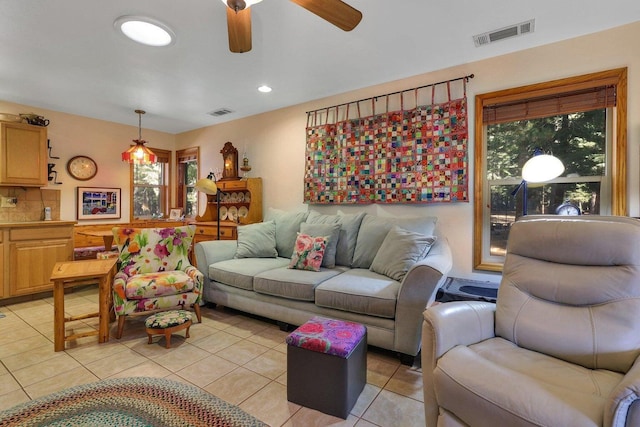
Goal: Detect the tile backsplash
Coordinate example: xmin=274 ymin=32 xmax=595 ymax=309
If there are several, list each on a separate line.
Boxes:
xmin=0 ymin=187 xmax=60 ymax=222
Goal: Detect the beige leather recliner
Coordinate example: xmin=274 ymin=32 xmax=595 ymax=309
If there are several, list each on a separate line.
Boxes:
xmin=422 ymin=216 xmax=640 ymax=427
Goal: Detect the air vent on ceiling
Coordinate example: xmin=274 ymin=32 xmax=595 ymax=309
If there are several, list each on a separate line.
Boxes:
xmin=473 ymin=19 xmax=535 ymax=47
xmin=208 ymin=108 xmax=234 ymax=117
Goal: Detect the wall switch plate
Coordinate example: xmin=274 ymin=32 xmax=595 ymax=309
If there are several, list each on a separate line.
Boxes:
xmin=0 ymin=196 xmax=17 ymax=208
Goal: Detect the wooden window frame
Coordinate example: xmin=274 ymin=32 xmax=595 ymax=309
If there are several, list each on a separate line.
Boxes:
xmin=130 ymin=147 xmax=172 ymax=222
xmin=176 ymin=146 xmax=199 ymax=219
xmin=473 ymin=68 xmax=627 ymax=272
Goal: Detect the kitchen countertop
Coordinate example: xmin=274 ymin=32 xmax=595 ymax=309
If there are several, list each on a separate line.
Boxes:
xmin=0 ymin=220 xmax=77 ymax=227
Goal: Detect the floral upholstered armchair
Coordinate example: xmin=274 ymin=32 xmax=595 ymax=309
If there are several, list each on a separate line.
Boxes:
xmin=112 ymin=225 xmax=203 ymax=339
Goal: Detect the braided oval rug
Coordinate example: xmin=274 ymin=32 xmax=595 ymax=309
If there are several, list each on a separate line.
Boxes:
xmin=0 ymin=377 xmax=268 ymax=427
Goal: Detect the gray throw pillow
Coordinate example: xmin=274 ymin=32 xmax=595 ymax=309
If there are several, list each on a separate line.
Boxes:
xmin=234 ymin=221 xmax=278 ymax=258
xmin=264 ymin=208 xmax=309 ymax=258
xmin=370 ymin=226 xmax=437 ymax=282
xmin=352 ymin=215 xmax=437 ymax=269
xmin=300 ymin=222 xmax=341 ymax=268
xmin=306 ymin=210 xmax=365 ymax=267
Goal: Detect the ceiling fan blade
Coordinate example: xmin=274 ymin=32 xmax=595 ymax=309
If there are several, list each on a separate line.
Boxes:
xmin=227 ymin=6 xmax=252 ymax=53
xmin=290 ymin=0 xmax=362 ymax=31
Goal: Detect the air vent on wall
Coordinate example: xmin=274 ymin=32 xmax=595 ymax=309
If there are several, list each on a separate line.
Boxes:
xmin=208 ymin=108 xmax=234 ymax=117
xmin=473 ymin=19 xmax=535 ymax=47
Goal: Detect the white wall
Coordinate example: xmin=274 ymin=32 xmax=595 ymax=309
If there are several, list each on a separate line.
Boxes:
xmin=177 ymin=21 xmax=640 ymax=283
xmin=0 ymin=104 xmax=176 ymax=224
xmin=0 ymin=22 xmax=637 ymax=282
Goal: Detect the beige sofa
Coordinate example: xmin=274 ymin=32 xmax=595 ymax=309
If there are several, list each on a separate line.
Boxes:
xmin=421 ymin=216 xmax=640 ymax=426
xmin=195 ymin=209 xmax=452 ymax=364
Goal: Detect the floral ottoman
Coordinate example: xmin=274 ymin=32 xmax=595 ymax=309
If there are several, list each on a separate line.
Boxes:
xmin=145 ymin=310 xmax=192 ymax=349
xmin=285 ymin=316 xmax=367 ymax=419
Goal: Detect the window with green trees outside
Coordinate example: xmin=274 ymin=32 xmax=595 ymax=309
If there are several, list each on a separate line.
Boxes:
xmin=474 ymin=68 xmax=627 ymax=271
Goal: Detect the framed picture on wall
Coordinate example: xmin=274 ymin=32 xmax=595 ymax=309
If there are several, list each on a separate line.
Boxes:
xmin=77 ymin=187 xmax=121 ymax=220
xmin=169 ymin=208 xmax=183 ymax=220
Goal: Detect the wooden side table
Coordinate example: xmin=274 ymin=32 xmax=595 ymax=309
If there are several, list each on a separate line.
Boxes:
xmin=77 ymin=229 xmax=115 ymax=251
xmin=50 ymin=258 xmax=118 ymax=352
xmin=436 ymin=277 xmax=499 ymax=303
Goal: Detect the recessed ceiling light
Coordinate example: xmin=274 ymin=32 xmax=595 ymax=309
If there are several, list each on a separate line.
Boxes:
xmin=258 ymin=85 xmax=272 ymax=93
xmin=114 ymin=16 xmax=175 ymax=47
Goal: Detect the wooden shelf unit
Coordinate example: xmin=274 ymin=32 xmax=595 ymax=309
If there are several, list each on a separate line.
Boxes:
xmin=194 ymin=177 xmax=262 ymax=242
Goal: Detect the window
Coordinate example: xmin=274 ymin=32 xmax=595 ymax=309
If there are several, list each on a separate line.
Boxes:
xmin=474 ymin=68 xmax=627 ymax=271
xmin=130 ymin=148 xmax=171 ymax=220
xmin=176 ymin=147 xmax=199 ymax=218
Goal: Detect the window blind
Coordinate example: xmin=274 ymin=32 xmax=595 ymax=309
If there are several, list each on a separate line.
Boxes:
xmin=483 ymin=84 xmax=616 ymax=124
xmin=177 ymin=147 xmax=198 ymax=163
xmin=149 ymin=148 xmax=170 ymax=164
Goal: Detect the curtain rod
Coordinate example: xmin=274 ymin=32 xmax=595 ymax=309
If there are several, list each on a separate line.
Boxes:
xmin=306 ymin=74 xmax=474 ymax=115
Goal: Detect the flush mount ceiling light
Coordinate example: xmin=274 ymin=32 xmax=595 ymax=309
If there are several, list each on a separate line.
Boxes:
xmin=114 ymin=16 xmax=175 ymax=47
xmin=257 ymin=85 xmax=272 ymax=93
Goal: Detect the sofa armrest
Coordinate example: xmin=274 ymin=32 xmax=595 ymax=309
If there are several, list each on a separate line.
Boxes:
xmin=421 ymin=301 xmax=496 ymax=427
xmin=194 ymin=240 xmax=238 ymax=270
xmin=393 ymin=237 xmax=453 ymax=356
xmin=606 ymin=356 xmax=640 ymax=426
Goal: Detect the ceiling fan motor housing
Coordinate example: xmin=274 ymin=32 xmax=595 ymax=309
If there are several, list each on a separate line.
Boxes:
xmin=227 ymin=0 xmax=246 ymax=11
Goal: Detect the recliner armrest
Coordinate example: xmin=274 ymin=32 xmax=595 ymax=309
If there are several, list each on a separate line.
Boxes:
xmin=423 ymin=301 xmax=496 ymax=360
xmin=421 ymin=301 xmax=496 ymax=427
xmin=606 ymin=356 xmax=640 ymax=426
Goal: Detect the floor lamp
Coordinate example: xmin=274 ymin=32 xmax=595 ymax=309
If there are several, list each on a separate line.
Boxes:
xmin=511 ymin=148 xmax=565 ymax=216
xmin=194 ymin=173 xmax=221 ymax=240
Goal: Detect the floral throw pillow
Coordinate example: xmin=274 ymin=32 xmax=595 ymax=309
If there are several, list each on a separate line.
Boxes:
xmin=288 ymin=233 xmax=327 ymax=272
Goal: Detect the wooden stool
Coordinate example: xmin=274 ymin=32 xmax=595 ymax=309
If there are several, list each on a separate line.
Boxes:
xmin=145 ymin=310 xmax=192 ymax=348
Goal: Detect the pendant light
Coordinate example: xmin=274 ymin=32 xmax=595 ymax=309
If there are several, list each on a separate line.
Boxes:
xmin=122 ymin=109 xmax=157 ymax=164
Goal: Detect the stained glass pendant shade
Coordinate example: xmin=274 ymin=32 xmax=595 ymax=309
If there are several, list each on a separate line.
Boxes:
xmin=122 ymin=109 xmax=157 ymax=164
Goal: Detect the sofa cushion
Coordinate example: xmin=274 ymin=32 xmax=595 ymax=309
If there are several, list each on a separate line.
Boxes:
xmin=254 ymin=266 xmax=346 ymax=301
xmin=265 ymin=208 xmax=309 ymax=258
xmin=352 ymin=215 xmax=437 ymax=269
xmin=370 ymin=226 xmax=437 ymax=281
xmin=315 ymin=269 xmax=400 ymax=318
xmin=289 ymin=233 xmax=328 ymax=272
xmin=210 ymin=258 xmax=290 ymax=291
xmin=299 ymin=222 xmax=341 ymax=268
xmin=306 ymin=211 xmax=365 ymax=267
xmin=235 ymin=221 xmax=278 ymax=259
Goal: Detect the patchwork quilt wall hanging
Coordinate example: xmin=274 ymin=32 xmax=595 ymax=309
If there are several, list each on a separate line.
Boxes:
xmin=304 ymin=76 xmax=471 ymax=204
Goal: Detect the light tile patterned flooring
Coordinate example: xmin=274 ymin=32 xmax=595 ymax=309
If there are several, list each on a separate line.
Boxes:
xmin=0 ymin=287 xmax=425 ymax=426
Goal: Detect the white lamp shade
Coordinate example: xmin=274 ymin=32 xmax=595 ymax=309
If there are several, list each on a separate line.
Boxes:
xmin=522 ymin=154 xmax=565 ymax=183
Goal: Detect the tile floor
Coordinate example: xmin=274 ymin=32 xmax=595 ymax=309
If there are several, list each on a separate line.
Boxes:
xmin=0 ymin=287 xmax=425 ymax=426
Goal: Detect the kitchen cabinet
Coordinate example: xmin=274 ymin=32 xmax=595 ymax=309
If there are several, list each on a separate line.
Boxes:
xmin=0 ymin=121 xmax=48 ymax=186
xmin=1 ymin=222 xmax=74 ymax=300
xmin=0 ymin=235 xmax=3 ymax=299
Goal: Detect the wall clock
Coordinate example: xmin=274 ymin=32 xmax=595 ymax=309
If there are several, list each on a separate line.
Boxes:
xmin=555 ymin=202 xmax=581 ymax=215
xmin=66 ymin=155 xmax=98 ymax=181
xmin=220 ymin=141 xmax=238 ymax=180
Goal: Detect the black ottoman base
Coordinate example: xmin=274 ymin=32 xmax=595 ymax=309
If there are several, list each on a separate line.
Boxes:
xmin=287 ymin=333 xmax=367 ymax=419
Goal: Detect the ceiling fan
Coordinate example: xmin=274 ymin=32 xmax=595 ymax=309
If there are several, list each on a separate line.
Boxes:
xmin=222 ymin=0 xmax=362 ymax=53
